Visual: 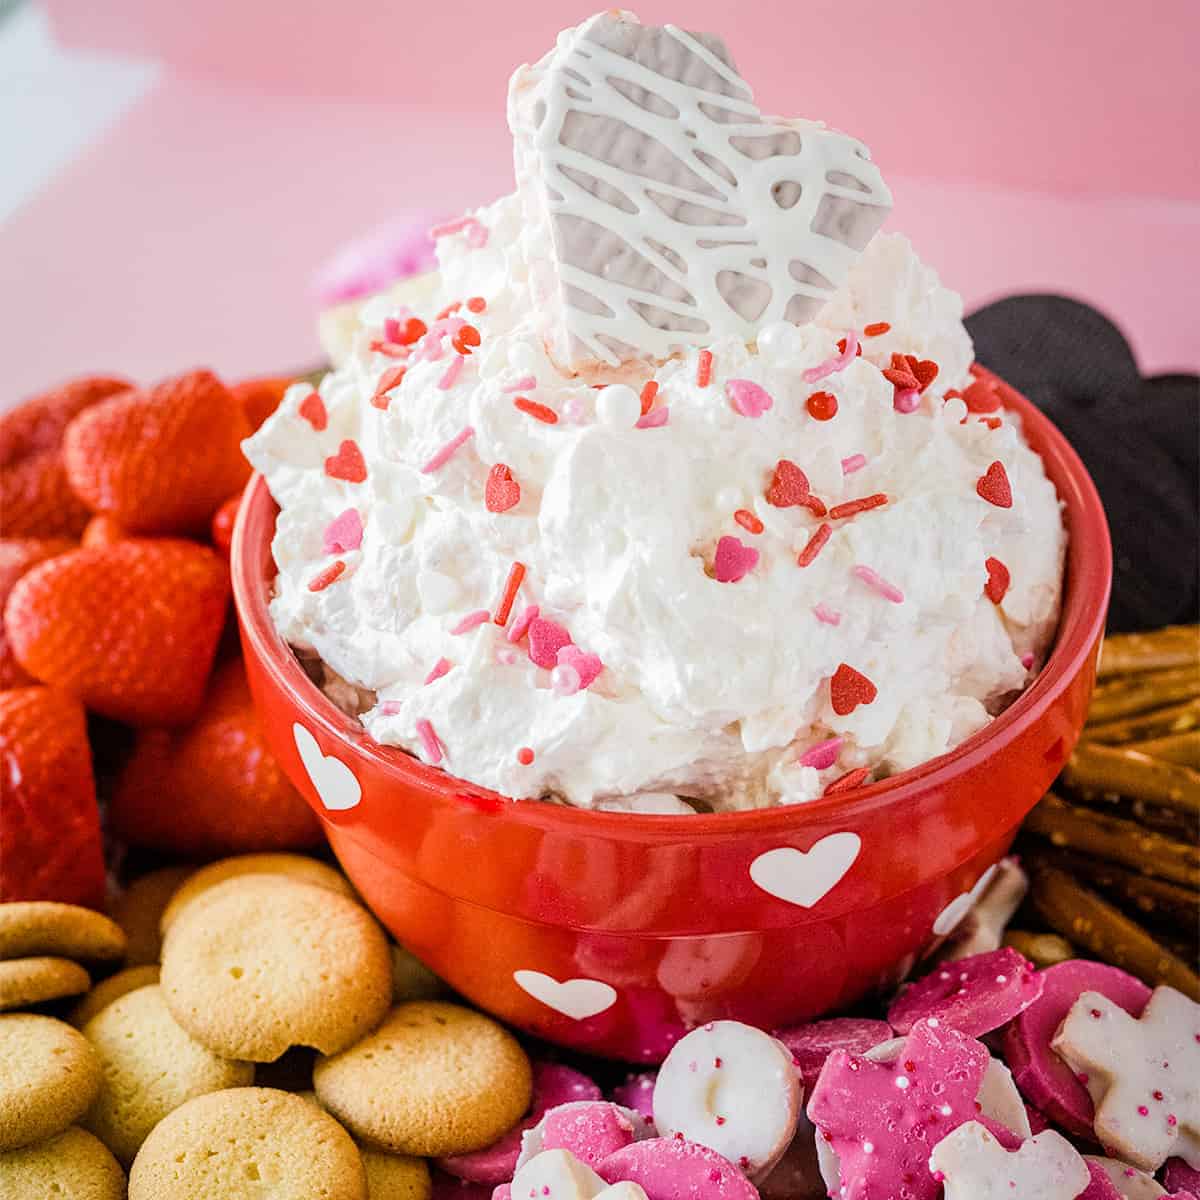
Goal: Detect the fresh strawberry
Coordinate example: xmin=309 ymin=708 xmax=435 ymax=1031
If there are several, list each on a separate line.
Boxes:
xmin=63 ymin=368 xmax=252 ymax=535
xmin=0 ymin=538 xmax=76 ymax=688
xmin=111 ymin=656 xmax=323 ymax=855
xmin=1 ymin=449 xmax=93 ymax=537
xmin=233 ymin=375 xmax=294 ymax=433
xmin=0 ymin=375 xmax=132 ymax=468
xmin=5 ymin=539 xmax=230 ymax=726
xmin=0 ymin=686 xmax=105 ymax=908
xmin=81 ymin=514 xmax=128 ymax=548
xmin=210 ymin=493 xmax=243 ymax=559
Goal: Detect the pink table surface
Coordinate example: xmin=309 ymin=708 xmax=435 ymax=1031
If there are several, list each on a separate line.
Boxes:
xmin=3 ymin=62 xmax=1197 ymax=397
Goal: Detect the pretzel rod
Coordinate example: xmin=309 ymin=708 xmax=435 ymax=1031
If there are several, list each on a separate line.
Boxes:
xmin=1083 ymin=697 xmax=1200 ymax=745
xmin=1002 ymin=929 xmax=1076 ymax=969
xmin=1133 ymin=730 xmax=1200 ymax=768
xmin=1061 ymin=741 xmax=1200 ymax=815
xmin=1029 ymin=865 xmax=1200 ymax=1001
xmin=1087 ymin=666 xmax=1200 ymax=725
xmin=1096 ymin=625 xmax=1199 ymax=679
xmin=1022 ymin=793 xmax=1200 ymax=888
xmin=1020 ymin=844 xmax=1199 ymax=929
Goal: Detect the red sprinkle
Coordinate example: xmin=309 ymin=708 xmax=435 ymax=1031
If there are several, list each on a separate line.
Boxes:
xmin=485 ymin=463 xmax=521 ymax=513
xmin=639 ymin=380 xmax=659 ymax=415
xmin=830 ymin=663 xmax=878 ymax=716
xmin=324 ymin=440 xmax=367 ymax=483
xmin=829 ymin=493 xmax=888 ymax=520
xmin=980 ymin=416 xmax=1003 ymax=430
xmin=452 ymin=324 xmax=482 ymax=355
xmin=802 ymin=495 xmax=828 ymax=517
xmin=298 ymin=391 xmax=328 ymax=431
xmin=963 ymin=377 xmax=1003 ymax=413
xmin=493 ymin=561 xmax=527 ymax=627
xmin=863 ymin=322 xmax=891 ymax=337
xmin=466 ymin=296 xmax=487 ymax=313
xmin=976 ymin=461 xmax=1013 ymax=508
xmin=984 ymin=556 xmax=1011 ymax=604
xmin=714 ymin=1116 xmax=727 ymax=1126
xmin=435 ymin=301 xmax=462 ymax=320
xmin=517 ymin=746 xmax=535 ymax=766
xmin=806 ymin=391 xmax=838 ymax=421
xmin=372 ymin=365 xmax=407 ymax=409
xmin=395 ymin=316 xmax=427 ymax=345
xmin=836 ymin=337 xmax=863 ymax=357
xmin=368 ymin=339 xmax=409 ymax=359
xmin=514 ymin=397 xmax=559 ymax=424
xmin=734 ymin=509 xmax=764 ymax=535
xmin=824 ymin=767 xmax=872 ymax=796
xmin=797 ymin=523 xmax=833 ymax=568
xmin=308 ymin=560 xmax=346 ymax=592
xmin=696 ymin=349 xmax=713 ymax=388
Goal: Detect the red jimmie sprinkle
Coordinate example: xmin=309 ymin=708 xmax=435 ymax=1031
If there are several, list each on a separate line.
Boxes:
xmin=308 ymin=560 xmax=346 ymax=592
xmin=823 ymin=767 xmax=872 ymax=796
xmin=436 ymin=301 xmax=462 ymax=320
xmin=368 ymin=339 xmax=409 ymax=359
xmin=514 ymin=397 xmax=558 ymax=424
xmin=734 ymin=509 xmax=764 ymax=535
xmin=797 ymin=523 xmax=833 ymax=567
xmin=836 ymin=337 xmax=863 ymax=357
xmin=829 ymin=493 xmax=888 ymax=520
xmin=493 ymin=561 xmax=527 ymax=626
xmin=298 ymin=391 xmax=328 ymax=431
xmin=984 ymin=556 xmax=1011 ymax=604
xmin=803 ymin=495 xmax=828 ymax=518
xmin=372 ymin=365 xmax=407 ymax=409
xmin=452 ymin=324 xmax=482 ymax=355
xmin=806 ymin=391 xmax=838 ymax=421
xmin=640 ymin=380 xmax=659 ymax=415
xmin=466 ymin=296 xmax=487 ymax=313
xmin=696 ymin=349 xmax=713 ymax=388
xmin=517 ymin=746 xmax=535 ymax=765
xmin=980 ymin=416 xmax=1002 ymax=430
xmin=863 ymin=322 xmax=891 ymax=337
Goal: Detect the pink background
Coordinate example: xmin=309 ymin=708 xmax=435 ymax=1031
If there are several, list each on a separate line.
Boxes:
xmin=5 ymin=0 xmax=1198 ymax=396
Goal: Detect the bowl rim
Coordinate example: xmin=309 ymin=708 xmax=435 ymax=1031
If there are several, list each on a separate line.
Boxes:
xmin=232 ymin=366 xmax=1112 ymax=841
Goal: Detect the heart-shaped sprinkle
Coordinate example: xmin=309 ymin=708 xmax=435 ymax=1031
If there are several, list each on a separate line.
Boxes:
xmin=485 ymin=463 xmax=521 ymax=513
xmin=977 ymin=461 xmax=1013 ymax=508
xmin=963 ymin=377 xmax=1003 ymax=413
xmin=557 ymin=644 xmax=603 ymax=690
xmin=528 ymin=617 xmax=572 ymax=669
xmin=726 ymin=379 xmax=774 ymax=419
xmin=984 ymin=556 xmax=1011 ymax=604
xmin=905 ymin=354 xmax=939 ymax=392
xmin=830 ymin=663 xmax=878 ymax=716
xmin=322 ymin=508 xmax=363 ymax=555
xmin=372 ymin=365 xmax=407 ymax=410
xmin=298 ymin=391 xmax=328 ymax=431
xmin=325 ymin=439 xmax=367 ymax=483
xmin=713 ymin=535 xmax=759 ymax=583
xmin=765 ymin=459 xmax=810 ymax=508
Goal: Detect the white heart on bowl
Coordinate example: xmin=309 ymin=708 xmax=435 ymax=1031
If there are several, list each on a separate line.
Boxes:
xmin=932 ymin=862 xmax=999 ymax=936
xmin=749 ymin=833 xmax=861 ymax=908
xmin=293 ymin=722 xmax=361 ymax=812
xmin=513 ymin=970 xmax=617 ymax=1020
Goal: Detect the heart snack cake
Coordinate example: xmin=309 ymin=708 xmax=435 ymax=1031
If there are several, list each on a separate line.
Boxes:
xmin=245 ymin=10 xmax=1067 ymax=811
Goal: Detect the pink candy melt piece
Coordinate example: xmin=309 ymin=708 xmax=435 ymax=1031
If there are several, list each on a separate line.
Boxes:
xmin=322 ymin=507 xmax=363 ymax=555
xmin=528 ymin=617 xmax=572 ymax=669
xmin=796 ymin=737 xmax=844 ymax=771
xmin=806 ymin=1019 xmax=990 ymax=1200
xmin=1001 ymin=960 xmax=1152 ymax=1140
xmin=774 ymin=1016 xmax=892 ymax=1093
xmin=713 ymin=535 xmax=759 ymax=583
xmin=597 ymin=1137 xmax=758 ymax=1200
xmin=1166 ymin=1160 xmax=1200 ymax=1196
xmin=557 ymin=644 xmax=604 ymax=690
xmin=725 ymin=378 xmax=774 ymax=418
xmin=887 ymin=947 xmax=1044 ymax=1039
xmin=540 ymin=1102 xmax=636 ymax=1169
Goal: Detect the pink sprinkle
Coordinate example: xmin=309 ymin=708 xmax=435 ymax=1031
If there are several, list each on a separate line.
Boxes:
xmin=841 ymin=454 xmax=867 ymax=475
xmin=725 ymin=379 xmax=773 ymax=418
xmin=894 ymin=388 xmax=921 ymax=413
xmin=853 ymin=564 xmax=905 ymax=604
xmin=803 ymin=329 xmax=859 ymax=383
xmin=438 ymin=354 xmax=465 ymax=390
xmin=503 ymin=375 xmax=537 ymax=393
xmin=382 ymin=310 xmax=412 ymax=342
xmin=415 ymin=718 xmax=444 ymax=764
xmin=636 ymin=405 xmax=670 ymax=429
xmin=429 ymin=215 xmax=487 ymax=246
xmin=813 ymin=602 xmax=842 ymax=626
xmin=450 ymin=609 xmax=490 ymax=635
xmin=378 ymin=701 xmax=403 ymax=716
xmin=713 ymin=535 xmax=759 ymax=583
xmin=551 ymin=663 xmax=582 ymax=696
xmin=1138 ymin=1106 xmax=1149 ymax=1116
xmin=421 ymin=425 xmax=475 ymax=473
xmin=322 ymin=508 xmax=363 ymax=555
xmin=798 ymin=737 xmax=843 ymax=769
xmin=465 ymin=221 xmax=489 ymax=248
xmin=424 ymin=657 xmax=451 ymax=685
xmin=507 ymin=604 xmax=540 ymax=644
xmin=558 ymin=644 xmax=603 ymax=689
xmin=528 ymin=617 xmax=572 ymax=669
xmin=1021 ymin=652 xmax=1035 ymax=669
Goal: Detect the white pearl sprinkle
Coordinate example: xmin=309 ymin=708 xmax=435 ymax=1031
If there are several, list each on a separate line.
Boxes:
xmin=896 ymin=1076 xmax=910 ymax=1090
xmin=596 ymin=384 xmax=641 ymax=428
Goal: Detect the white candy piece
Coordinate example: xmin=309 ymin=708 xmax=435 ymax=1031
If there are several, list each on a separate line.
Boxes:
xmin=509 ymin=10 xmax=891 ymax=371
xmin=510 ymin=1149 xmax=608 ymax=1200
xmin=1083 ymin=1156 xmax=1166 ymax=1200
xmin=597 ymin=1187 xmax=650 ymax=1200
xmin=929 ymin=1122 xmax=1090 ymax=1200
xmin=595 ymin=384 xmax=642 ymax=427
xmin=815 ymin=1038 xmax=1032 ymax=1197
xmin=937 ymin=856 xmax=1029 ymax=962
xmin=1052 ymin=986 xmax=1200 ymax=1172
xmin=653 ymin=1020 xmax=800 ymax=1180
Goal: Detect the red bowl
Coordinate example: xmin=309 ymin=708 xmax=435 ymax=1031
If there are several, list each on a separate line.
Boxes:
xmin=232 ymin=368 xmax=1111 ymax=1062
